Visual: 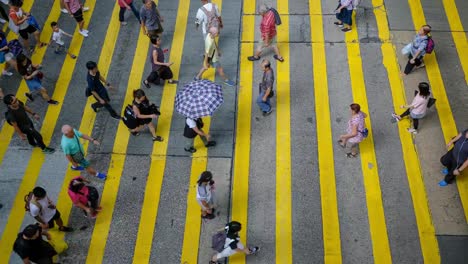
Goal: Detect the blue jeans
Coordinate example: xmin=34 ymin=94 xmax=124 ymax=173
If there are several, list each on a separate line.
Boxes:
xmin=256 ymin=91 xmax=271 ymax=112
xmin=119 ymin=2 xmax=140 ymax=22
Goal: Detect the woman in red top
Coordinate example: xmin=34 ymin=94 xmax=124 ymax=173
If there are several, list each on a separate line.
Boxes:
xmin=117 ymin=0 xmax=140 ymax=26
xmin=68 ymin=176 xmax=101 ymax=218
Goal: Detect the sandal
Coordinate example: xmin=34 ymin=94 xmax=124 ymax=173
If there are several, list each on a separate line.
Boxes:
xmin=247 ymin=55 xmax=260 ymax=61
xmin=334 ymin=21 xmax=343 ymax=25
xmin=168 ymin=80 xmax=178 ymax=84
xmin=337 ymin=139 xmax=345 ymax=148
xmin=39 ymin=42 xmax=48 ymax=48
xmin=273 ymin=55 xmax=284 ymax=62
xmin=152 ymin=136 xmax=164 ymax=142
xmin=346 ymin=153 xmax=358 ymax=158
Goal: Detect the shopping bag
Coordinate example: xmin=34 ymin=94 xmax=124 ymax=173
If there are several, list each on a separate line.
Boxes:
xmin=48 ymin=229 xmax=68 ymax=255
xmin=401 ymin=43 xmax=412 ymax=56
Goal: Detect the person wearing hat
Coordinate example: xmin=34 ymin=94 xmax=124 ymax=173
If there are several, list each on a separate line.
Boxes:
xmin=13 ymin=224 xmax=57 ymax=264
xmin=196 ymin=171 xmax=216 ymax=219
xmin=210 ymin=221 xmax=259 ymax=263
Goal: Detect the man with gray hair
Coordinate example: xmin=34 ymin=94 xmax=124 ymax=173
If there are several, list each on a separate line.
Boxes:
xmin=257 ymin=59 xmax=274 ymax=116
xmin=195 ymin=26 xmax=235 ymax=86
xmin=61 ymin=125 xmax=106 ymax=179
xmin=248 ymin=4 xmax=283 ymax=62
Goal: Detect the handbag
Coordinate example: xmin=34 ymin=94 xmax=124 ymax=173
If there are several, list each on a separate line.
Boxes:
xmin=401 ymin=43 xmax=412 ymax=56
xmin=70 ymin=135 xmax=85 ymax=163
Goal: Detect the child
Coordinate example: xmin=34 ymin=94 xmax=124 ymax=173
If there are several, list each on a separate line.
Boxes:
xmin=49 ymin=21 xmax=76 ymax=59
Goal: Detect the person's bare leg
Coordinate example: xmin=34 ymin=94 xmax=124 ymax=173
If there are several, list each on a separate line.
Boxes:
xmin=217 ymin=66 xmax=228 ymax=80
xmin=39 ymin=88 xmax=51 ymax=101
xmin=196 ymin=66 xmax=207 ymax=79
xmin=86 ymin=166 xmax=97 ymax=176
xmin=79 ymin=20 xmax=84 ymax=31
xmin=22 ymin=38 xmax=30 ymax=51
xmin=147 ymin=123 xmax=157 ymax=137
xmin=272 ymin=44 xmax=282 ymax=59
xmin=33 ymin=31 xmax=46 ymax=47
xmin=55 ymin=217 xmax=64 ymax=228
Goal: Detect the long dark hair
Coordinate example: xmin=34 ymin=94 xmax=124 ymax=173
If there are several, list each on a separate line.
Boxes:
xmin=418 ymin=82 xmax=430 ymax=98
xmin=197 ymin=171 xmax=213 ymax=186
xmin=69 ymin=177 xmax=85 ymax=193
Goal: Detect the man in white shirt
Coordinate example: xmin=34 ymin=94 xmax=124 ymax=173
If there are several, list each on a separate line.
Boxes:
xmin=195 ymin=0 xmax=223 ymax=40
xmin=28 ymin=187 xmax=73 ymax=232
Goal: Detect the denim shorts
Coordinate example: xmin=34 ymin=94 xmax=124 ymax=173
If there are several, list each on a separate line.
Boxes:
xmin=25 ymin=77 xmax=43 ymax=92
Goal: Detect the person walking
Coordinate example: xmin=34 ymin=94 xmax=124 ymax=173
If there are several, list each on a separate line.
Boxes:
xmin=0 ymin=29 xmax=16 ymax=76
xmin=16 ymin=53 xmax=59 ymax=105
xmin=195 ymin=0 xmax=223 ymax=41
xmin=334 ymin=0 xmax=354 ymax=32
xmin=401 ymin=25 xmax=432 ymax=76
xmin=86 ymin=61 xmax=121 ymax=120
xmin=391 ymin=82 xmax=431 ymax=134
xmin=49 ymin=21 xmax=76 ymax=59
xmin=142 ymin=36 xmax=177 ymax=88
xmin=64 ymin=0 xmax=89 ymax=37
xmin=26 ymin=187 xmax=73 ymax=232
xmin=256 ymin=59 xmax=274 ymax=116
xmin=194 ymin=27 xmax=235 ymax=86
xmin=140 ymin=0 xmax=163 ymax=38
xmin=61 ymin=124 xmax=107 ymax=180
xmin=60 ymin=0 xmax=89 ymax=14
xmin=3 ymin=94 xmax=55 ymax=153
xmin=8 ymin=0 xmax=47 ymax=53
xmin=129 ymin=89 xmax=163 ymax=141
xmin=118 ymin=0 xmax=140 ymax=26
xmin=338 ymin=103 xmax=367 ymax=158
xmin=13 ymin=224 xmax=57 ymax=264
xmin=247 ymin=4 xmax=283 ymax=62
xmin=197 ymin=171 xmax=216 ymax=219
xmin=210 ymin=221 xmax=259 ymax=264
xmin=183 ymin=117 xmax=216 ymax=153
xmin=438 ymin=129 xmax=468 ymax=187
xmin=68 ymin=176 xmax=102 ymax=218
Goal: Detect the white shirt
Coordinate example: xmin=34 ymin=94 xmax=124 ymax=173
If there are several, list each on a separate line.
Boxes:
xmin=52 ymin=29 xmax=65 ymax=46
xmin=186 ymin=118 xmax=196 ymax=128
xmin=196 ymin=184 xmax=213 ymax=202
xmin=195 ymin=3 xmax=220 ymax=35
xmin=29 ymin=196 xmax=57 ymax=223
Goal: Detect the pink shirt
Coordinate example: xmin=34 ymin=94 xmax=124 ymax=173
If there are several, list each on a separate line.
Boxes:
xmin=347 ymin=112 xmax=365 ymax=143
xmin=118 ymin=0 xmax=133 ymax=8
xmin=68 ymin=177 xmax=89 ymax=205
xmin=64 ymin=0 xmax=81 ymax=14
xmin=410 ymin=94 xmax=429 ymax=115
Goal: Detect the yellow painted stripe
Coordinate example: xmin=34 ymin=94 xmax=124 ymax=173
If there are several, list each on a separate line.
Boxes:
xmin=229 ymin=0 xmax=255 ymax=263
xmin=180 ymin=0 xmax=221 ymax=262
xmin=53 ymin=2 xmax=121 ymax=244
xmin=275 ymin=0 xmax=292 ymax=263
xmin=131 ymin=1 xmax=190 ymax=263
xmin=374 ymin=0 xmax=440 ymax=262
xmin=309 ymin=0 xmax=342 ymax=262
xmin=0 ymin=1 xmax=97 ymax=262
xmin=440 ymin=0 xmax=468 ymax=221
xmin=344 ymin=13 xmax=392 ymax=264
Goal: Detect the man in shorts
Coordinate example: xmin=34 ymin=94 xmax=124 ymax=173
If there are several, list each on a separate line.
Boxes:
xmin=140 ymin=0 xmax=163 ymax=37
xmin=27 ymin=186 xmax=73 ymax=232
xmin=64 ymin=0 xmax=89 ymax=37
xmin=194 ymin=26 xmax=235 ymax=86
xmin=61 ymin=124 xmax=107 ymax=180
xmin=8 ymin=0 xmax=47 ymax=52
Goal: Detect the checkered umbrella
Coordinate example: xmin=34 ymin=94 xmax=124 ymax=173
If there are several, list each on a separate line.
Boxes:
xmin=175 ymin=79 xmax=224 ymax=119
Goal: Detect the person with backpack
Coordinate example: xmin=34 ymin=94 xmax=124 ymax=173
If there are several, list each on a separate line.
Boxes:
xmin=142 ymin=36 xmax=178 ymax=88
xmin=16 ymin=53 xmax=59 ymax=105
xmin=8 ymin=0 xmax=47 ymax=53
xmin=183 ymin=117 xmax=216 ymax=153
xmin=13 ymin=224 xmax=57 ymax=264
xmin=86 ymin=61 xmax=121 ymax=120
xmin=257 ymin=59 xmax=274 ymax=116
xmin=140 ymin=0 xmax=163 ymax=38
xmin=391 ymin=82 xmax=431 ymax=134
xmin=247 ymin=4 xmax=284 ymax=63
xmin=338 ymin=103 xmax=367 ymax=158
xmin=197 ymin=171 xmax=216 ymax=219
xmin=128 ymin=89 xmax=163 ymax=141
xmin=0 ymin=30 xmax=16 ymax=76
xmin=195 ymin=0 xmax=222 ymax=41
xmin=25 ymin=186 xmax=73 ymax=232
xmin=61 ymin=124 xmax=107 ymax=180
xmin=68 ymin=176 xmax=102 ymax=218
xmin=401 ymin=25 xmax=433 ymax=76
xmin=3 ymin=94 xmax=55 ymax=153
xmin=194 ymin=27 xmax=235 ymax=86
xmin=334 ymin=0 xmax=354 ymax=32
xmin=210 ymin=221 xmax=259 ymax=264
xmin=117 ymin=0 xmax=140 ymax=26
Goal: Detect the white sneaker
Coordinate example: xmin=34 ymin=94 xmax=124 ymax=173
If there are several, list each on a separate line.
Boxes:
xmin=79 ymin=30 xmax=88 ymax=37
xmin=83 ymin=6 xmax=90 ymax=12
xmin=121 ymin=21 xmax=128 ymax=26
xmin=415 ymin=63 xmax=425 ymax=69
xmin=2 ymin=70 xmax=13 ymax=76
xmin=407 ymin=128 xmax=418 ymax=134
xmin=82 ymin=29 xmax=89 ymax=34
xmin=0 ymin=18 xmax=6 ymax=24
xmin=61 ymin=8 xmax=68 ymax=14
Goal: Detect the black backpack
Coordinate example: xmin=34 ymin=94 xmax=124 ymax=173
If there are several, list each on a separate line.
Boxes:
xmin=269 ymin=8 xmax=281 ymax=25
xmin=122 ymin=105 xmax=138 ymax=129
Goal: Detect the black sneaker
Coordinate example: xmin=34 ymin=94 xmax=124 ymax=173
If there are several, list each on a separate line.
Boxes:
xmin=184 ymin=147 xmax=197 ymax=153
xmin=131 ymin=131 xmax=140 ymax=136
xmin=341 ymin=28 xmax=352 ymax=32
xmin=205 ymin=141 xmax=217 ymax=147
xmin=25 ymin=92 xmax=34 ymax=102
xmin=202 ymin=213 xmax=215 ymax=219
xmin=42 ymin=147 xmax=56 ymax=154
xmin=59 ymin=226 xmax=74 ymax=232
xmin=142 ymin=79 xmax=150 ymax=89
xmin=111 ymin=114 xmax=121 ymax=120
xmin=262 ymin=109 xmax=273 ymax=116
xmin=47 ymin=99 xmax=59 ymax=105
xmin=249 ymin=246 xmax=260 ymax=254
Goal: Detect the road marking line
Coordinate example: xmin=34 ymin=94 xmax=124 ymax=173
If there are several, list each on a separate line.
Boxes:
xmin=131 ymin=1 xmax=190 ymax=263
xmin=53 ymin=1 xmax=121 ymax=244
xmin=180 ymin=0 xmax=222 ymax=262
xmin=229 ymin=0 xmax=255 ymax=263
xmin=344 ymin=13 xmax=392 ymax=264
xmin=0 ymin=1 xmax=97 ymax=262
xmin=374 ymin=0 xmax=440 ymax=262
xmin=275 ymin=0 xmax=292 ymax=263
xmin=440 ymin=0 xmax=468 ymax=221
xmin=309 ymin=0 xmax=342 ymax=262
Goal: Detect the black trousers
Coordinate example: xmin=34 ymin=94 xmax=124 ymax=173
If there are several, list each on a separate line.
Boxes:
xmin=404 ymin=54 xmax=423 ymax=74
xmin=146 ymin=71 xmax=160 ymax=85
xmin=92 ymin=100 xmax=118 ymax=117
xmin=22 ymin=126 xmax=46 ymax=149
xmin=400 ymin=109 xmax=419 ymax=129
xmin=441 ymin=149 xmax=459 ymax=183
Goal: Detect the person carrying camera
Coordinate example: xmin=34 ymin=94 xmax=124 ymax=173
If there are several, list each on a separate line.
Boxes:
xmin=130 ymin=89 xmax=163 ymax=142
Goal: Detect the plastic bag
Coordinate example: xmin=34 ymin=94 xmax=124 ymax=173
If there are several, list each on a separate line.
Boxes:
xmin=48 ymin=229 xmax=68 ymax=261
